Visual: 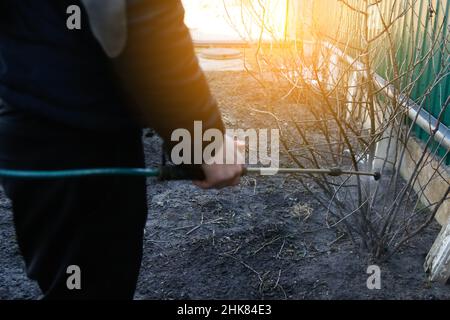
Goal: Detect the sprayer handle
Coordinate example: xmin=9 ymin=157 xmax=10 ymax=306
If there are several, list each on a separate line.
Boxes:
xmin=159 ymin=165 xmax=206 ymax=181
xmin=159 ymin=165 xmax=248 ymax=181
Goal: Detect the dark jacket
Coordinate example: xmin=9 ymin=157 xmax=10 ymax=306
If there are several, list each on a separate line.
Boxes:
xmin=0 ymin=0 xmax=224 ymax=141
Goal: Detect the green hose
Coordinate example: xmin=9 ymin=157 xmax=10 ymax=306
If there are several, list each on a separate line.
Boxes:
xmin=0 ymin=168 xmax=160 ymax=180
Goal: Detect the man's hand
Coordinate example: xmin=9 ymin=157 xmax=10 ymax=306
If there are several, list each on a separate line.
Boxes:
xmin=193 ymin=135 xmax=244 ymax=189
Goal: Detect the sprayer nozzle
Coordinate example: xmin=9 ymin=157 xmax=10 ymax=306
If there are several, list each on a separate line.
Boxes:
xmin=373 ymin=172 xmax=381 ymax=181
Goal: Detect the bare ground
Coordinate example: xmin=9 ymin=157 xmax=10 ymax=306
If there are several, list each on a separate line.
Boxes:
xmin=0 ymin=71 xmax=449 ymax=300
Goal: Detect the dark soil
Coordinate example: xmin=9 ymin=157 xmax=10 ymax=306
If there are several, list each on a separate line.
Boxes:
xmin=0 ymin=71 xmax=449 ymax=300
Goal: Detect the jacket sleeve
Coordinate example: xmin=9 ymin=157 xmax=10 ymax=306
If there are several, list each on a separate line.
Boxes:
xmin=113 ymin=0 xmax=225 ymax=150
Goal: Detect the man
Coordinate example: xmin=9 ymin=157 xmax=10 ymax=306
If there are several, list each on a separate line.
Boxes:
xmin=0 ymin=0 xmax=242 ymax=299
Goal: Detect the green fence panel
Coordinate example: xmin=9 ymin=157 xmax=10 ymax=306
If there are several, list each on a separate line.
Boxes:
xmin=313 ymin=0 xmax=450 ymax=164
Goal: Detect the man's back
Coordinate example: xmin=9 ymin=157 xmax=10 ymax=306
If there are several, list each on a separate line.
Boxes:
xmin=0 ymin=0 xmax=242 ymax=299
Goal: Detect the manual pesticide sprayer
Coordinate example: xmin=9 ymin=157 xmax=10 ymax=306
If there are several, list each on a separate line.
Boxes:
xmin=0 ymin=165 xmax=381 ymax=181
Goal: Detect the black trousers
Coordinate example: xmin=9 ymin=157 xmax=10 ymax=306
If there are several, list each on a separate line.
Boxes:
xmin=0 ymin=113 xmax=148 ymax=299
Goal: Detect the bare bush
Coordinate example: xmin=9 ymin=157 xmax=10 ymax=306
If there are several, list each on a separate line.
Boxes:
xmin=224 ymin=0 xmax=450 ymax=260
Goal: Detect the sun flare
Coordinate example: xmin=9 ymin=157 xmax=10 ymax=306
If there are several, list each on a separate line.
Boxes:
xmin=182 ymin=0 xmax=290 ymax=42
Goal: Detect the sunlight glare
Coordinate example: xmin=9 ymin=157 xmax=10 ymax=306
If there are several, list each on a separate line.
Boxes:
xmin=182 ymin=0 xmax=290 ymax=42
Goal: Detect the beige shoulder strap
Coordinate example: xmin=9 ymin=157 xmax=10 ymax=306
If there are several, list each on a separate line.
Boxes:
xmin=80 ymin=0 xmax=127 ymax=58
